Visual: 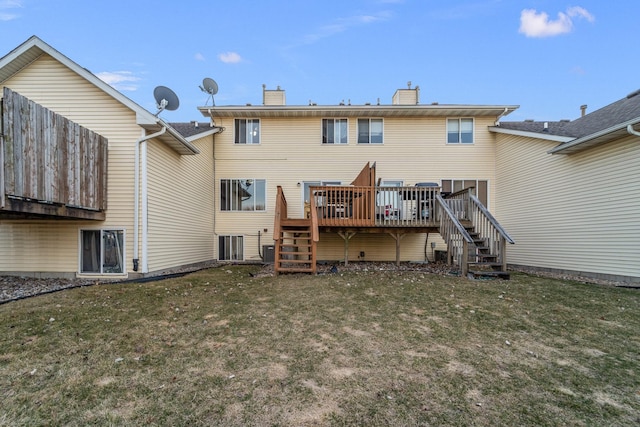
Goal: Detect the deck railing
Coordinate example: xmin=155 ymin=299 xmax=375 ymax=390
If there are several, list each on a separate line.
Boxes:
xmin=311 ymin=185 xmax=440 ymax=227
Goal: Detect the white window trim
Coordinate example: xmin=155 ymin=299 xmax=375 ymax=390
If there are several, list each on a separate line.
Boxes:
xmin=77 ymin=228 xmax=127 ymax=277
xmin=321 ymin=118 xmax=349 ymax=145
xmin=220 ymin=178 xmax=267 ymax=212
xmin=446 ymin=117 xmax=475 ymax=144
xmin=218 ymin=235 xmax=245 ymax=261
xmin=357 ymin=118 xmax=384 ymax=144
xmin=234 ymin=118 xmax=261 ymax=145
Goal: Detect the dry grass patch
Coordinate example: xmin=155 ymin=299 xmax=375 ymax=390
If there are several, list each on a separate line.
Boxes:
xmin=1 ymin=265 xmax=639 ymax=426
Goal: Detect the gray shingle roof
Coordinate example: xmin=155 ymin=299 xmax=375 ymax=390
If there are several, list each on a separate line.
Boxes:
xmin=169 ymin=122 xmax=215 ymax=138
xmin=499 ymin=89 xmax=640 ymax=139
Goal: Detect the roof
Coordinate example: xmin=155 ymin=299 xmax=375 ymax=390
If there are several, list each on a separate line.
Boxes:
xmin=199 ymin=104 xmax=519 ymax=119
xmin=491 ymin=89 xmax=640 ymax=154
xmin=170 ymin=121 xmax=221 ymax=141
xmin=0 ymin=36 xmax=199 ymax=155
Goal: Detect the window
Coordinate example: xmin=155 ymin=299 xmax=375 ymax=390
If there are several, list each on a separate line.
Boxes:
xmin=235 ymin=119 xmax=260 ymax=144
xmin=220 ymin=179 xmax=266 ymax=211
xmin=322 ymin=119 xmax=348 ymax=144
xmin=441 ymin=179 xmax=488 ymax=207
xmin=80 ymin=229 xmax=124 ymax=274
xmin=219 ymin=235 xmax=243 ymax=261
xmin=447 ymin=118 xmax=474 ymax=144
xmin=357 ymin=118 xmax=383 ymax=144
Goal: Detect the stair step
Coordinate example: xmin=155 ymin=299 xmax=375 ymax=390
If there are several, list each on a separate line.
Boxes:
xmin=277 ymin=259 xmax=313 ymax=264
xmin=476 ymin=253 xmax=498 ymax=259
xmin=276 ymin=267 xmax=315 ymax=273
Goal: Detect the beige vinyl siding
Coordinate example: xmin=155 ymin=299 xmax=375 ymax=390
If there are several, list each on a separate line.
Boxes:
xmin=0 ymin=54 xmax=139 ymax=275
xmin=146 ymin=135 xmax=215 ymax=271
xmin=213 ymin=115 xmax=498 ymax=261
xmin=496 ymin=134 xmax=640 ymax=279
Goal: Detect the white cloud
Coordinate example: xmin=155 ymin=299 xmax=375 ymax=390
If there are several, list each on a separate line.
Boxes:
xmin=299 ymin=11 xmax=392 ymax=46
xmin=95 ymin=71 xmax=141 ymax=91
xmin=519 ymin=6 xmax=594 ymax=38
xmin=218 ymin=52 xmax=242 ymax=64
xmin=195 ymin=53 xmax=205 ymax=61
xmin=0 ymin=0 xmax=22 ymax=20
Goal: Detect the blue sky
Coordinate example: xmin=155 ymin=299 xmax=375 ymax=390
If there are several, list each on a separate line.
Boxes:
xmin=1 ymin=0 xmax=638 ymax=123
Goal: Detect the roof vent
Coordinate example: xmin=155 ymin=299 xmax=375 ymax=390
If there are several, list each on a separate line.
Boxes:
xmin=626 ymin=89 xmax=640 ymax=99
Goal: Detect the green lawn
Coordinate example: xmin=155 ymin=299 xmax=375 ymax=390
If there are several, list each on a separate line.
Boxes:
xmin=1 ymin=265 xmax=639 ymax=426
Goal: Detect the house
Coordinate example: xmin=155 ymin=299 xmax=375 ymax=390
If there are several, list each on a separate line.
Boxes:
xmin=1 ymin=36 xmax=638 ymax=284
xmin=490 ymin=91 xmax=640 ymax=283
xmin=198 ymin=85 xmax=517 ymax=278
xmin=0 ymin=36 xmax=219 ymax=278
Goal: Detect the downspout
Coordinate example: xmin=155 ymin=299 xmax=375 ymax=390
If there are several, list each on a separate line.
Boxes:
xmin=494 ymin=107 xmax=509 ymax=126
xmin=627 ymin=124 xmax=640 ymax=137
xmin=0 ymin=99 xmax=4 ymax=209
xmin=134 ymin=126 xmax=166 ymax=272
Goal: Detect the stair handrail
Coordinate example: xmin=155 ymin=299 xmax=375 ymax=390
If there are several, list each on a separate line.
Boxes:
xmin=309 ymin=187 xmax=319 ymax=243
xmin=273 ymin=185 xmax=288 ymax=241
xmin=469 ymin=195 xmax=515 ymax=244
xmin=436 ymin=194 xmax=474 ymax=276
xmin=468 ymin=194 xmax=514 ymax=271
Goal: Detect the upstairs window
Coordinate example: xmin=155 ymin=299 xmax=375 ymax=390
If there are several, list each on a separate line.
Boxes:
xmin=447 ymin=118 xmax=474 ymax=144
xmin=220 ymin=179 xmax=266 ymax=211
xmin=322 ymin=119 xmax=348 ymax=144
xmin=235 ymin=119 xmax=260 ymax=144
xmin=357 ymin=118 xmax=383 ymax=144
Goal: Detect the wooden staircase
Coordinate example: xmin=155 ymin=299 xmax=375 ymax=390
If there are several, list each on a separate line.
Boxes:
xmin=275 ymin=219 xmax=317 ymax=274
xmin=274 ymin=186 xmax=318 ymax=275
xmin=463 ymin=222 xmax=511 ymax=280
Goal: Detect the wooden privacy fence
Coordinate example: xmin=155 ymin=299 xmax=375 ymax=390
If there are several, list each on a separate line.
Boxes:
xmin=1 ymin=87 xmax=108 ymax=218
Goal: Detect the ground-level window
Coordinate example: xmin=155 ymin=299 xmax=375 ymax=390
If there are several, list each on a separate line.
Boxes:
xmin=220 ymin=179 xmax=266 ymax=211
xmin=234 ymin=119 xmax=260 ymax=144
xmin=322 ymin=119 xmax=348 ymax=144
xmin=441 ymin=179 xmax=488 ymax=207
xmin=357 ymin=118 xmax=383 ymax=144
xmin=447 ymin=118 xmax=474 ymax=144
xmin=80 ymin=229 xmax=125 ymax=274
xmin=219 ymin=235 xmax=243 ymax=261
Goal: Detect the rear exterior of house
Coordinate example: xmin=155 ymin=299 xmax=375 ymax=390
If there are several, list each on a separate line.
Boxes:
xmin=200 ymin=86 xmax=517 ymax=267
xmin=0 ymin=37 xmax=216 ymax=278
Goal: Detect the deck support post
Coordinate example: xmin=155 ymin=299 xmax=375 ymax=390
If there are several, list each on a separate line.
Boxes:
xmin=387 ymin=232 xmax=406 ymax=266
xmin=337 ymin=231 xmax=357 ymax=266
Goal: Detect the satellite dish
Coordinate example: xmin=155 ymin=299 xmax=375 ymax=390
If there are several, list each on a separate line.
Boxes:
xmin=153 ymin=86 xmax=180 ymax=116
xmin=199 ymin=77 xmax=218 ymax=106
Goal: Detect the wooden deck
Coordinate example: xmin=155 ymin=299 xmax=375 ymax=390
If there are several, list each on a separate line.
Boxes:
xmin=273 ymin=162 xmax=514 ymax=278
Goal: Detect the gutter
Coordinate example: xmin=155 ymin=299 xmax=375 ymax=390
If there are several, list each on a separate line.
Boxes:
xmin=627 ymin=124 xmax=640 ymax=137
xmin=133 ymin=126 xmax=167 ymax=272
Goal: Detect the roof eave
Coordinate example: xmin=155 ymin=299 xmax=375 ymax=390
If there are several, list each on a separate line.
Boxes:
xmin=548 ymin=118 xmax=640 ymax=154
xmin=1 ymin=36 xmax=197 ymax=156
xmin=488 ymin=126 xmax=574 ymax=143
xmin=199 ymin=104 xmax=519 ymax=118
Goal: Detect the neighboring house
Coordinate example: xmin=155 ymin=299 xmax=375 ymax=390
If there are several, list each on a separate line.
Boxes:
xmin=0 ymin=36 xmax=219 ymax=279
xmin=491 ymin=91 xmax=640 ymax=283
xmin=1 ymin=36 xmax=638 ymax=284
